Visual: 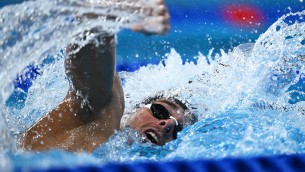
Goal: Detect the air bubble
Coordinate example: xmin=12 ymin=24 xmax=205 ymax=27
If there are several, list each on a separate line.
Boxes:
xmin=285 ymin=36 xmax=293 ymax=40
xmin=276 ymin=25 xmax=281 ymax=32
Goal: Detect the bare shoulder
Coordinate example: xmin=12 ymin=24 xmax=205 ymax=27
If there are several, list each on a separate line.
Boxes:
xmin=22 ymin=73 xmax=124 ymax=152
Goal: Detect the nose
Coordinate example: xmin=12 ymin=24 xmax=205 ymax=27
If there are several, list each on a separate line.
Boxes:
xmin=158 ymin=119 xmax=176 ymax=137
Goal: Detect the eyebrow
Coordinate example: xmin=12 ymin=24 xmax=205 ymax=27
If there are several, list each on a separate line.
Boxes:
xmin=173 ymin=99 xmax=188 ymax=110
xmin=159 ymin=100 xmax=177 ymax=109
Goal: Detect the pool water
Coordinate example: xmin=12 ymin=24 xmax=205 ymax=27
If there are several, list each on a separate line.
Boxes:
xmin=1 ymin=0 xmax=305 ymax=171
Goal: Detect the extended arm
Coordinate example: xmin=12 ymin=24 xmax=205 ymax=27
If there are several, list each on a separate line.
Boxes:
xmin=65 ymin=30 xmax=116 ymax=122
xmin=22 ymin=30 xmax=122 ymax=151
xmin=22 ymin=0 xmax=170 ymax=152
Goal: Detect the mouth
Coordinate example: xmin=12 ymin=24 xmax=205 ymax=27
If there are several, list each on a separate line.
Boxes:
xmin=142 ymin=130 xmax=160 ymax=145
xmin=146 ymin=131 xmax=159 ymax=144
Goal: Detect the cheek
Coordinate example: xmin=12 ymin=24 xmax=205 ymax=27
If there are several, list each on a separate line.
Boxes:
xmin=128 ymin=109 xmax=156 ymax=129
xmin=137 ymin=111 xmax=156 ymax=123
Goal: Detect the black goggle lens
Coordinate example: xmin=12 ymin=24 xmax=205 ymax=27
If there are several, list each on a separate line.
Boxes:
xmin=150 ymin=103 xmax=170 ymax=119
xmin=150 ymin=103 xmax=183 ymax=132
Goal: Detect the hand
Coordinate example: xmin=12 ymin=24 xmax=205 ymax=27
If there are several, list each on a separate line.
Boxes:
xmin=131 ymin=0 xmax=171 ymax=36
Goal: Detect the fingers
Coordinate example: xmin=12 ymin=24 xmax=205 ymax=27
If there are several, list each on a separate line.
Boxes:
xmin=162 ymin=12 xmax=170 ymax=24
xmin=131 ymin=24 xmax=144 ymax=32
xmin=158 ymin=4 xmax=168 ymax=15
xmin=131 ymin=0 xmax=170 ymax=36
xmin=157 ymin=0 xmax=165 ymax=5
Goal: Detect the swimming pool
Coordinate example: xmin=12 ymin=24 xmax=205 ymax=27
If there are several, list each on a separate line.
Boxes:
xmin=1 ymin=0 xmax=305 ymax=171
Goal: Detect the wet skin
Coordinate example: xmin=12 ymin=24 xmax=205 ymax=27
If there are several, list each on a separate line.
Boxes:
xmin=22 ymin=0 xmax=174 ymax=152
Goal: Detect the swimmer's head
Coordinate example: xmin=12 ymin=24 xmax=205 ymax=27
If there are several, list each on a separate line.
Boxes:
xmin=126 ymin=98 xmax=197 ymax=146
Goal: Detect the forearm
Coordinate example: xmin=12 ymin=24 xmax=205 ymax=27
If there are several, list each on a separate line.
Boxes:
xmin=74 ymin=0 xmax=153 ymax=29
xmin=65 ymin=29 xmax=116 ymax=115
xmin=78 ymin=0 xmax=146 ymax=11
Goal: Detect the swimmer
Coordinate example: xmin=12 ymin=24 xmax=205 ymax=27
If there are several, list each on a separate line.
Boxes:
xmin=22 ymin=0 xmax=197 ymax=152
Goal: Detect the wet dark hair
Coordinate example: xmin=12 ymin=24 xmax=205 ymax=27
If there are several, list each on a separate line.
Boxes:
xmin=139 ymin=94 xmax=198 ymax=127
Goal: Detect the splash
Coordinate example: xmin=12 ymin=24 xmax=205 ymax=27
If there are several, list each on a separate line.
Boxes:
xmin=110 ymin=10 xmax=305 ymax=161
xmin=0 ymin=0 xmax=166 ymax=156
xmin=0 ymin=0 xmax=158 ymax=104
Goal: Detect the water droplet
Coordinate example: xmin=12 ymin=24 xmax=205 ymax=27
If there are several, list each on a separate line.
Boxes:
xmin=285 ymin=36 xmax=293 ymax=40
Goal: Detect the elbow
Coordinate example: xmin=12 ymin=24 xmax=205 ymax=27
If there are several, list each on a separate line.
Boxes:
xmin=68 ymin=88 xmax=113 ymax=123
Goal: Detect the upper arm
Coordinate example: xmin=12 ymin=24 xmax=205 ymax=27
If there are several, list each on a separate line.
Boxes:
xmin=22 ymin=94 xmax=84 ymax=151
xmin=22 ymin=74 xmax=125 ymax=151
xmin=65 ymin=31 xmax=116 ymax=121
xmin=23 ymin=31 xmax=120 ymax=151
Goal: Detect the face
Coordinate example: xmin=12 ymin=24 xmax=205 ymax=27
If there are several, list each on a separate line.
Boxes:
xmin=127 ymin=99 xmax=186 ymax=146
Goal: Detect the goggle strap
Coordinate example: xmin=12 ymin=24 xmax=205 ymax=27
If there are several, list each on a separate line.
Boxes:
xmin=144 ymin=104 xmax=152 ymax=109
xmin=169 ymin=116 xmax=179 ymax=126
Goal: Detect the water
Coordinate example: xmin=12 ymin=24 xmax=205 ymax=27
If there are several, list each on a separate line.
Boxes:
xmin=1 ymin=0 xmax=305 ymax=171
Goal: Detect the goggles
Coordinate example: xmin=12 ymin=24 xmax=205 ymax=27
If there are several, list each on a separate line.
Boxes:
xmin=145 ymin=103 xmax=183 ymax=132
